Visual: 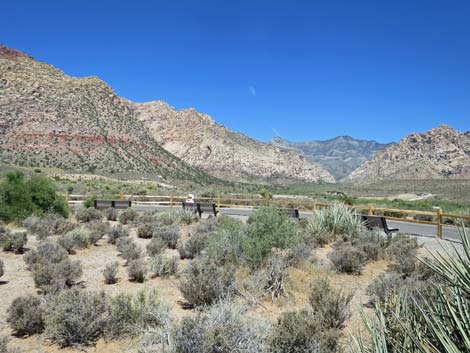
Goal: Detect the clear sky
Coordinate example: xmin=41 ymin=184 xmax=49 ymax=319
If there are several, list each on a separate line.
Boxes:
xmin=2 ymin=0 xmax=470 ymax=143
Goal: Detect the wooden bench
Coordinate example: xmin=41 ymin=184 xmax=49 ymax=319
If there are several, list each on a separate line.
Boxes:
xmin=361 ymin=215 xmax=399 ymax=239
xmin=182 ymin=202 xmax=218 ymax=217
xmin=282 ymin=208 xmax=300 ymax=219
xmin=94 ymin=200 xmax=132 ymax=209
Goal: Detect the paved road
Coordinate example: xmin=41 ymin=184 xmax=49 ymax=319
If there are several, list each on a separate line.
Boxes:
xmin=130 ymin=203 xmax=462 ymax=242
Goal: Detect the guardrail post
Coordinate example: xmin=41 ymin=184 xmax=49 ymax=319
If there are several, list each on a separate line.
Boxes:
xmin=64 ymin=192 xmax=69 ymax=203
xmin=170 ymin=194 xmax=174 ymax=208
xmin=119 ymin=192 xmax=124 ymax=200
xmin=313 ymin=199 xmax=317 ymax=214
xmin=437 ymin=208 xmax=443 ymax=239
xmin=368 ymin=206 xmax=374 ymax=216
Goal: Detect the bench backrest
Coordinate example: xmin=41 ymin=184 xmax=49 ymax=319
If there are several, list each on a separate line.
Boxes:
xmin=198 ymin=202 xmax=217 ymax=216
xmin=282 ymin=208 xmax=300 ymax=219
xmin=94 ymin=200 xmax=131 ymax=209
xmin=182 ymin=202 xmax=198 ymax=211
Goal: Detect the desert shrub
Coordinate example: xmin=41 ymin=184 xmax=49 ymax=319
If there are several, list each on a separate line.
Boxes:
xmin=149 ymin=255 xmax=178 ymax=277
xmin=244 ymin=206 xmax=301 ymax=268
xmin=154 ymin=212 xmax=178 ymax=226
xmin=1 ymin=231 xmax=27 ymax=253
xmin=76 ymin=208 xmax=102 ymax=223
xmin=309 ymin=230 xmax=334 ymax=247
xmin=146 ymin=237 xmax=167 ymax=257
xmin=105 ymin=207 xmax=118 ymax=221
xmin=385 ymin=234 xmax=419 ymax=259
xmin=179 ymin=258 xmax=235 ymax=307
xmin=137 ymin=211 xmax=158 ymax=224
xmin=195 ymin=216 xmax=220 ymax=235
xmin=0 ymin=171 xmax=69 ymax=222
xmin=205 ymin=217 xmax=247 ymax=265
xmin=108 ymin=224 xmax=129 ymax=244
xmin=32 ymin=257 xmax=82 ymax=294
xmin=137 ymin=224 xmax=155 ymax=239
xmin=23 ymin=215 xmax=56 ymax=240
xmin=83 ymin=195 xmax=97 ymax=208
xmin=269 ymin=309 xmax=340 ymax=353
xmin=54 ymin=217 xmax=77 ymax=235
xmin=264 ymin=252 xmax=289 ymax=300
xmin=328 ymin=242 xmax=367 ymax=274
xmin=128 ymin=259 xmax=147 ymax=282
xmin=154 ymin=225 xmax=180 ymax=249
xmin=351 ymin=231 xmax=387 ymax=261
xmin=174 ymin=208 xmax=199 ymax=225
xmin=24 ymin=241 xmax=68 ymax=269
xmin=56 ymin=233 xmax=76 ymax=254
xmin=0 ymin=259 xmax=3 ymax=278
xmin=307 ymin=203 xmax=363 ymax=240
xmin=0 ymin=334 xmax=22 ymax=353
xmin=106 ymin=289 xmax=170 ymax=339
xmin=116 ymin=238 xmax=142 ymax=264
xmin=118 ymin=208 xmax=137 ymax=224
xmin=309 ymin=278 xmax=353 ymax=329
xmin=366 ymin=272 xmax=407 ymax=304
xmin=6 ymin=295 xmax=44 ymax=335
xmin=85 ymin=221 xmax=110 ymax=245
xmin=43 ymin=288 xmax=108 ymax=347
xmin=103 ymin=262 xmax=119 ymax=284
xmin=62 ymin=226 xmax=91 ymax=250
xmin=171 ymin=302 xmax=266 ymax=353
xmin=177 ymin=232 xmax=209 ymax=259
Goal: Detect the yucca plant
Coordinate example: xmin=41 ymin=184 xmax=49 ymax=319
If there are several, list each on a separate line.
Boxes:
xmin=351 ymin=226 xmax=470 ymax=353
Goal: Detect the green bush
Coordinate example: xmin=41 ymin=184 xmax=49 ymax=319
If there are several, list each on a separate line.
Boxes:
xmin=127 ymin=259 xmax=147 ymax=283
xmin=174 ymin=208 xmax=199 ymax=225
xmin=137 ymin=224 xmax=154 ymax=239
xmin=244 ymin=206 xmax=301 ymax=268
xmin=6 ymin=295 xmax=44 ymax=335
xmin=205 ymin=217 xmax=247 ymax=265
xmin=309 ymin=278 xmax=353 ymax=329
xmin=146 ymin=237 xmax=167 ymax=257
xmin=328 ymin=242 xmax=367 ymax=274
xmin=83 ymin=195 xmax=97 ymax=209
xmin=179 ymin=258 xmax=235 ymax=307
xmin=108 ymin=224 xmax=129 ymax=244
xmin=0 ymin=171 xmax=69 ymax=222
xmin=1 ymin=231 xmax=27 ymax=253
xmin=307 ymin=203 xmax=363 ymax=239
xmin=106 ymin=289 xmax=170 ymax=339
xmin=103 ymin=262 xmax=119 ymax=284
xmin=171 ymin=302 xmax=266 ymax=353
xmin=269 ymin=309 xmax=340 ymax=353
xmin=149 ymin=255 xmax=178 ymax=277
xmin=76 ymin=208 xmax=102 ymax=223
xmin=43 ymin=288 xmax=108 ymax=347
xmin=118 ymin=208 xmax=137 ymax=224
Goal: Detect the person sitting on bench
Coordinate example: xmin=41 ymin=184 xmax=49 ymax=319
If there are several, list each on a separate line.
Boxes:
xmin=185 ymin=194 xmax=195 ymax=203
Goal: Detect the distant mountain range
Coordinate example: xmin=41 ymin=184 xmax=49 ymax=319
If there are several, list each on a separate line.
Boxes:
xmin=270 ymin=136 xmax=392 ymax=181
xmin=1 ymin=44 xmax=469 ymax=186
xmin=0 ymin=44 xmax=333 ymax=185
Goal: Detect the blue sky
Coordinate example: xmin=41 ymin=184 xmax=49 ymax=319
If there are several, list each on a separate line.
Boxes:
xmin=2 ymin=0 xmax=470 ymax=143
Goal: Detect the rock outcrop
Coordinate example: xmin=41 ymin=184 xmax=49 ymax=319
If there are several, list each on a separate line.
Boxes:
xmin=346 ymin=125 xmax=470 ymax=183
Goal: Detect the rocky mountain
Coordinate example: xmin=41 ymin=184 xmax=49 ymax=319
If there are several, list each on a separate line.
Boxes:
xmin=0 ymin=45 xmax=334 ymax=184
xmin=130 ymin=101 xmax=335 ymax=184
xmin=0 ymin=45 xmax=214 ymax=183
xmin=271 ymin=136 xmax=391 ymax=181
xmin=346 ymin=125 xmax=470 ymax=183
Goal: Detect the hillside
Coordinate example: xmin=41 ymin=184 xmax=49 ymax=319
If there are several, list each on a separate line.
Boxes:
xmin=271 ymin=136 xmax=391 ymax=181
xmin=346 ymin=125 xmax=470 ymax=183
xmin=131 ymin=100 xmax=335 ymax=184
xmin=0 ymin=45 xmax=334 ymax=185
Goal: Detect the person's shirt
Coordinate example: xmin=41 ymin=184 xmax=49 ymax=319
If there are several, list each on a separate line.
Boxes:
xmin=185 ymin=199 xmax=195 ymax=203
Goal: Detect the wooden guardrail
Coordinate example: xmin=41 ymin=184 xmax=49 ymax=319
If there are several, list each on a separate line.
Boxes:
xmin=64 ymin=193 xmax=470 ymax=239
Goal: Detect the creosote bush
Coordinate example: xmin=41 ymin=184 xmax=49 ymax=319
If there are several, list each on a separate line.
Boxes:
xmin=179 ymin=258 xmax=235 ymax=307
xmin=149 ymin=255 xmax=178 ymax=277
xmin=128 ymin=259 xmax=147 ymax=282
xmin=118 ymin=208 xmax=137 ymax=224
xmin=43 ymin=288 xmax=108 ymax=347
xmin=6 ymin=295 xmax=44 ymax=336
xmin=328 ymin=242 xmax=367 ymax=274
xmin=103 ymin=262 xmax=119 ymax=284
xmin=108 ymin=225 xmax=129 ymax=244
xmin=75 ymin=208 xmax=102 ymax=223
